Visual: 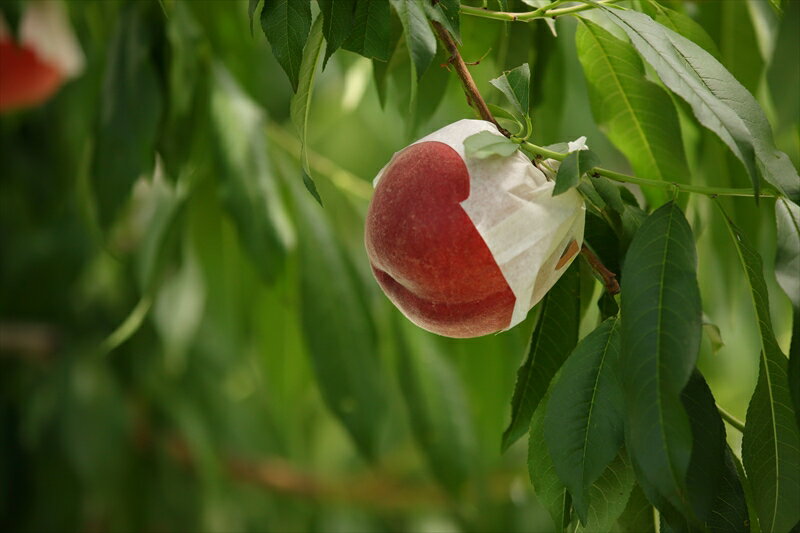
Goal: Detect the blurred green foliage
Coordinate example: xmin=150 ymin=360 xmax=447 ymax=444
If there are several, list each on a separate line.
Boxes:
xmin=0 ymin=1 xmax=797 ymax=532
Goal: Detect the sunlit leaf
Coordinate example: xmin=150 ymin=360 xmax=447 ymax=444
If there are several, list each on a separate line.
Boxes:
xmin=718 ymin=204 xmax=800 ymax=533
xmin=601 ymin=7 xmax=800 ymax=203
xmin=620 ymin=202 xmax=701 ymax=517
xmin=575 ymin=18 xmax=689 ymax=208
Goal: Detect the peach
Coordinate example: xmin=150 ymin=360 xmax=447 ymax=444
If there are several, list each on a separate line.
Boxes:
xmin=0 ymin=2 xmax=84 ymax=112
xmin=365 ymin=141 xmax=516 ymax=338
xmin=364 ymin=120 xmax=586 ymax=338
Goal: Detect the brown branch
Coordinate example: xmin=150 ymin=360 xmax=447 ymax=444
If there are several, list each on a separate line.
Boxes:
xmin=430 ymin=21 xmax=510 ymax=137
xmin=580 ymin=246 xmax=620 ymax=295
xmin=0 ymin=322 xmax=60 ymax=362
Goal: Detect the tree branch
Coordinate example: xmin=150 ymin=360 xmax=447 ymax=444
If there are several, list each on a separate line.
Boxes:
xmin=430 ymin=20 xmax=509 ymax=137
xmin=580 ymin=246 xmax=620 ymax=295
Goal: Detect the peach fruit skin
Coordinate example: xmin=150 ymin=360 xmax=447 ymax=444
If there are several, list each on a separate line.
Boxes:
xmin=0 ymin=39 xmax=63 ymax=112
xmin=365 ymin=141 xmax=516 ymax=338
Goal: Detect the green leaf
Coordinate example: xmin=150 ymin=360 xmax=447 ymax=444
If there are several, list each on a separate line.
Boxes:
xmin=529 ymin=388 xmax=573 ymax=532
xmin=553 ymin=149 xmax=601 ymax=196
xmin=544 ymin=317 xmax=624 ymax=524
xmin=575 ymin=451 xmax=636 ymax=533
xmin=718 ymin=204 xmax=800 ymax=533
xmin=290 ymin=15 xmax=325 ymax=203
xmin=248 ymin=0 xmax=263 ymax=35
xmin=767 ymin=0 xmax=799 ymax=132
xmin=318 ymin=0 xmax=357 ymax=66
xmin=775 ymin=199 xmax=800 ymax=309
xmin=682 ymin=371 xmax=726 ymax=523
xmin=502 ymin=263 xmax=580 ymax=451
xmin=423 ymin=0 xmax=460 ymax=42
xmin=210 ymin=64 xmax=294 ymax=283
xmin=575 ymin=18 xmax=689 ymax=208
xmin=489 ymin=63 xmax=531 ymax=117
xmin=709 ymin=447 xmax=750 ymax=533
xmin=792 ymin=314 xmax=800 ymax=434
xmin=620 ymin=202 xmax=701 ymax=517
xmin=92 ymin=2 xmax=163 ymax=228
xmin=343 ymin=0 xmax=392 ymax=61
xmin=463 ymin=131 xmax=520 ymax=159
xmin=396 ymin=322 xmax=477 ymax=492
xmin=390 ymin=0 xmax=436 ymax=108
xmin=295 ymin=190 xmax=389 ymax=460
xmin=644 ymin=0 xmax=720 ymax=59
xmin=617 ymin=484 xmax=656 ymax=533
xmin=601 ymin=7 xmax=800 ymax=203
xmin=261 ymin=0 xmax=312 ymax=91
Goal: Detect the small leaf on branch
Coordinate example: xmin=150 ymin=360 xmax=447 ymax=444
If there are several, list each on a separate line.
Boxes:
xmin=464 ymin=131 xmax=520 ymax=159
xmin=553 ymin=149 xmax=601 ymax=196
xmin=489 ymin=63 xmax=531 ymax=117
xmin=423 ymin=0 xmax=460 ymax=42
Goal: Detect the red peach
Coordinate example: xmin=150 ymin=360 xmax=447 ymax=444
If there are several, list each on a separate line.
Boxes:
xmin=365 ymin=141 xmax=516 ymax=338
xmin=0 ymin=39 xmax=63 ymax=112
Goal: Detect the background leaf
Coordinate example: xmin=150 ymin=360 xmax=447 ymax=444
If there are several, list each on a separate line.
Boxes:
xmin=210 ymin=65 xmax=294 ymax=284
xmin=396 ymin=322 xmax=477 ymax=492
xmin=719 ymin=205 xmax=800 ymax=533
xmin=620 ymin=202 xmax=701 ymax=517
xmin=294 ymin=189 xmax=389 ymax=460
xmin=261 ymin=0 xmax=312 ymax=91
xmin=91 ymin=2 xmax=163 ymax=228
xmin=708 ymin=447 xmax=750 ymax=533
xmin=502 ymin=263 xmax=580 ymax=451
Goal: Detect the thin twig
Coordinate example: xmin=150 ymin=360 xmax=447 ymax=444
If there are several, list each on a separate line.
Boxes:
xmin=716 ymin=404 xmax=746 ymax=434
xmin=430 ymin=21 xmax=509 ymax=137
xmin=580 ymin=246 xmax=620 ymax=295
